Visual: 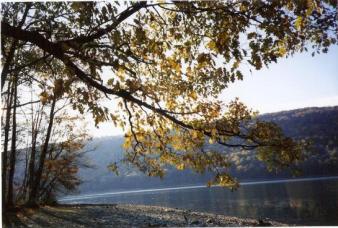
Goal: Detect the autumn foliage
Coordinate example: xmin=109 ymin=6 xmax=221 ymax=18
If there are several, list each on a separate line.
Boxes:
xmin=1 ymin=0 xmax=336 ymax=207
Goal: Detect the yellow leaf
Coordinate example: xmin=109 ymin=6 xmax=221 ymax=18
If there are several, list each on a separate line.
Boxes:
xmin=209 ymin=138 xmax=215 ymax=144
xmin=39 ymin=91 xmax=49 ymax=105
xmin=207 ymin=40 xmax=218 ymax=52
xmin=278 ymin=41 xmax=287 ymax=57
xmin=117 ymin=67 xmax=125 ymax=79
xmin=177 ymin=163 xmax=185 ymax=170
xmin=123 ymin=137 xmax=132 ymax=149
xmin=191 ymin=130 xmax=199 ymax=139
xmin=295 ymin=16 xmax=303 ymax=30
xmin=189 ymin=91 xmax=198 ymax=100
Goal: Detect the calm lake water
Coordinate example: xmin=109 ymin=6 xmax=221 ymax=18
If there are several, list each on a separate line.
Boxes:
xmin=60 ymin=176 xmax=338 ymax=225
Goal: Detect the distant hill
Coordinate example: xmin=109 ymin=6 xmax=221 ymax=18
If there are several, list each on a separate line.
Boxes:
xmin=77 ymin=106 xmax=338 ymax=194
xmin=261 ymin=106 xmax=338 ymax=174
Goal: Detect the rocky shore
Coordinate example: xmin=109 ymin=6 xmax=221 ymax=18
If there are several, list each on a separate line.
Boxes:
xmin=4 ymin=204 xmax=286 ymax=227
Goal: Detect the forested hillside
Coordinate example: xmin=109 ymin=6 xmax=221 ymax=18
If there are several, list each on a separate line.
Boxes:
xmin=77 ymin=106 xmax=338 ymax=194
xmin=261 ymin=106 xmax=338 ymax=175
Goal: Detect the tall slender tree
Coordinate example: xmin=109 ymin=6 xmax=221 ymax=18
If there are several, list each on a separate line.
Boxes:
xmin=7 ymin=74 xmax=18 ymax=208
xmin=2 ymin=79 xmax=13 ymax=209
xmin=27 ymin=95 xmax=56 ymax=206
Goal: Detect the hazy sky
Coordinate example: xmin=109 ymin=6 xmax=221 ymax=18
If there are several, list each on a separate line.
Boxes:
xmin=91 ymin=46 xmax=338 ymax=137
xmin=221 ymin=45 xmax=338 ymax=114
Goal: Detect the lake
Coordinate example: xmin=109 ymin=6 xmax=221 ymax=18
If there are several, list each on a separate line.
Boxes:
xmin=59 ymin=176 xmax=338 ymax=225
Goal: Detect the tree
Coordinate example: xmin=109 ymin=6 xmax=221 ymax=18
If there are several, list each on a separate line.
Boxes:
xmin=6 ymin=73 xmax=18 ymax=207
xmin=0 ymin=75 xmax=91 ymax=207
xmin=1 ymin=1 xmax=337 ymax=190
xmin=1 ymin=74 xmax=14 ymax=209
xmin=1 ymin=35 xmax=92 ymax=207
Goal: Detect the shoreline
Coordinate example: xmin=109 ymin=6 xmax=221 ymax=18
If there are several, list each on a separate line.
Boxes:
xmin=4 ymin=204 xmax=287 ymax=227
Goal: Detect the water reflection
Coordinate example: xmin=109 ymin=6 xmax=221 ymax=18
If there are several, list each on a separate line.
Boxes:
xmin=64 ymin=179 xmax=338 ymax=225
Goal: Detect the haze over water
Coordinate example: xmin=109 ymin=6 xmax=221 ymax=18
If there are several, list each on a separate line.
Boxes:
xmin=60 ymin=176 xmax=338 ymax=225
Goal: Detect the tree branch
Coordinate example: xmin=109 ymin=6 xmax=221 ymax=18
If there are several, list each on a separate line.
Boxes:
xmin=1 ymin=2 xmax=32 ymax=89
xmin=60 ymin=2 xmax=147 ymax=46
xmin=2 ymin=100 xmax=40 ymax=110
xmin=1 ymin=20 xmax=265 ymax=150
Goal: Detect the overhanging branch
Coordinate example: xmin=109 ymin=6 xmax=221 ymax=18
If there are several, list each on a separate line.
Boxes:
xmin=1 ymin=21 xmax=265 ymax=150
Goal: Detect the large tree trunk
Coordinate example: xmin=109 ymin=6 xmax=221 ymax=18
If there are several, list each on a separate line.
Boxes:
xmin=2 ymin=80 xmax=13 ymax=210
xmin=27 ymin=96 xmax=56 ymax=206
xmin=7 ymin=75 xmax=18 ymax=208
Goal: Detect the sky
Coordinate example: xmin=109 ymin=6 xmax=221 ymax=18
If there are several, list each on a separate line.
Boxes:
xmin=221 ymin=45 xmax=338 ymax=114
xmin=91 ymin=45 xmax=338 ymax=137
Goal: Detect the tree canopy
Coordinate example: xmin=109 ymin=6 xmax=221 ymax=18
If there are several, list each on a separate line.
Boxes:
xmin=1 ymin=0 xmax=337 ymax=187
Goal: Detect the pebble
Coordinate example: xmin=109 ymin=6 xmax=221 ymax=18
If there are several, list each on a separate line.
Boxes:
xmin=206 ymin=218 xmax=213 ymax=223
xmin=189 ymin=220 xmax=200 ymax=225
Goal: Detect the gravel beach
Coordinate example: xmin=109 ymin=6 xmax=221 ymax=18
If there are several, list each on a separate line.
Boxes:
xmin=3 ymin=204 xmax=286 ymax=227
